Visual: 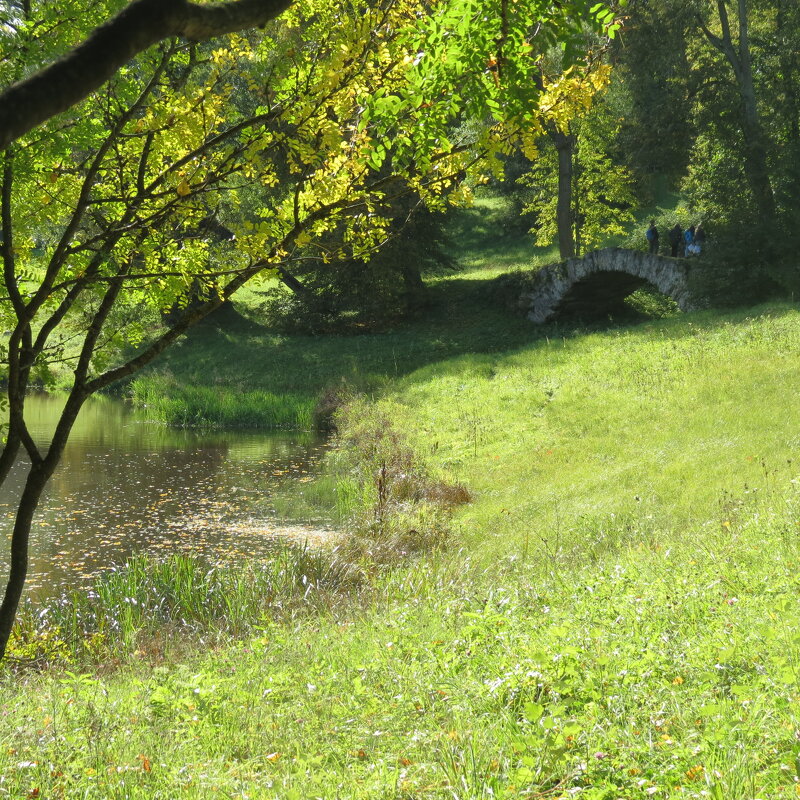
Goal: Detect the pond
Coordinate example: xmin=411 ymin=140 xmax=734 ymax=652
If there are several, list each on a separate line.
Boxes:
xmin=0 ymin=394 xmax=331 ymax=600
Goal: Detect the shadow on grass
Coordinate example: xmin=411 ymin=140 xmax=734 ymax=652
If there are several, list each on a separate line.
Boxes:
xmin=445 ymin=202 xmax=557 ymax=272
xmin=140 ymin=266 xmax=800 ymax=410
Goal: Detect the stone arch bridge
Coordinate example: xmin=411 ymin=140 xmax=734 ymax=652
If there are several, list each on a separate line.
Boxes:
xmin=518 ymin=248 xmax=695 ymax=323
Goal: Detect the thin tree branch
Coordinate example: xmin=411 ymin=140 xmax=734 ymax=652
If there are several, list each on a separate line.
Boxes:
xmin=1 ymin=153 xmax=40 ymax=468
xmin=31 ymin=45 xmax=176 ymax=317
xmin=0 ymin=153 xmax=25 ymax=318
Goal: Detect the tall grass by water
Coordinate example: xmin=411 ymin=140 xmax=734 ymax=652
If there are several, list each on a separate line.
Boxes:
xmin=9 ymin=549 xmax=358 ymax=667
xmin=130 ymin=373 xmax=314 ymax=429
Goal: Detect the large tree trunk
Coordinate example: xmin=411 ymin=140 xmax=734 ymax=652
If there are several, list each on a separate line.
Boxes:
xmin=776 ymin=0 xmax=800 ymax=201
xmin=700 ymin=0 xmax=775 ymax=222
xmin=732 ymin=0 xmax=775 ymax=221
xmin=399 ymin=261 xmax=426 ymax=311
xmin=552 ymin=129 xmax=576 ymax=260
xmin=778 ymin=30 xmax=800 ymax=147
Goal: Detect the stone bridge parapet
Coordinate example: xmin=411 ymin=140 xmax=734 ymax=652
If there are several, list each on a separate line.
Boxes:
xmin=520 ymin=247 xmax=695 ymax=323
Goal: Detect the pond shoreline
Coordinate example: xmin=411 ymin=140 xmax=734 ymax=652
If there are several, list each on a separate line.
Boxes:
xmin=1 ymin=394 xmax=332 ymax=602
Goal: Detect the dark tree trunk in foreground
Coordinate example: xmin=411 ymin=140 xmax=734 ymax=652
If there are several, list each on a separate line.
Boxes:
xmin=0 ymin=467 xmax=55 ymax=654
xmin=0 ymin=390 xmax=88 ymax=657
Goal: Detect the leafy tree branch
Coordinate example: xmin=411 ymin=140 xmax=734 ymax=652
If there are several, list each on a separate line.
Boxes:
xmin=0 ymin=0 xmax=295 ymax=148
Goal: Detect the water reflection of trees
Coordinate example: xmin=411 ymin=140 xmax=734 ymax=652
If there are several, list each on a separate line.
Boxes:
xmin=0 ymin=396 xmax=325 ymax=598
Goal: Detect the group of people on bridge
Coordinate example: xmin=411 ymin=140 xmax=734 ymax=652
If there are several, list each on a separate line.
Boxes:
xmin=646 ymin=220 xmax=705 ymax=258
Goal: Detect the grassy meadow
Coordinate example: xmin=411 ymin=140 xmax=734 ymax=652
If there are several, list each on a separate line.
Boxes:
xmin=4 ymin=199 xmax=800 ymax=797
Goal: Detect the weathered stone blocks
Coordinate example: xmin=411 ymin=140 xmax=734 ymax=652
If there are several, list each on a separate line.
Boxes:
xmin=519 ymin=248 xmax=694 ymax=323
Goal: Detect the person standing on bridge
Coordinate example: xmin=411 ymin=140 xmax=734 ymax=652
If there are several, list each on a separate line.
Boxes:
xmin=684 ymin=224 xmax=696 ymax=255
xmin=694 ymin=223 xmax=706 ymax=254
xmin=646 ymin=220 xmax=659 ymax=254
xmin=668 ymin=223 xmax=683 ymax=257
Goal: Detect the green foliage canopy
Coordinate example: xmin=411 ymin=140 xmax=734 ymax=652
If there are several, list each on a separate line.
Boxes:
xmin=519 ymin=80 xmax=636 ymax=255
xmin=0 ymin=0 xmax=617 ymax=659
xmin=1 ymin=0 xmax=620 ymax=382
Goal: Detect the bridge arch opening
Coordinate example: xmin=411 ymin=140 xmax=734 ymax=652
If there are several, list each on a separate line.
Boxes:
xmin=522 ymin=248 xmax=693 ymax=324
xmin=551 ymin=269 xmax=680 ymax=322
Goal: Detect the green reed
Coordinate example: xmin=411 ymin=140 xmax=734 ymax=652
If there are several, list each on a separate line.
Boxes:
xmin=10 ymin=549 xmax=359 ymax=666
xmin=130 ymin=373 xmax=315 ymax=429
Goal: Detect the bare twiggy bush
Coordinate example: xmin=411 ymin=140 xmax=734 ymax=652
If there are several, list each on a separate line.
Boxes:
xmin=333 ymin=399 xmax=471 ymax=562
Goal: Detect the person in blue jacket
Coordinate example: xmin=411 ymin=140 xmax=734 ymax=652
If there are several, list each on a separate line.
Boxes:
xmin=684 ymin=224 xmax=696 ymax=256
xmin=646 ymin=220 xmax=659 ymax=254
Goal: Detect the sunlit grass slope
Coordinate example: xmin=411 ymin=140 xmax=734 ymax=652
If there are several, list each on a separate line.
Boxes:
xmin=386 ymin=304 xmax=800 ymax=560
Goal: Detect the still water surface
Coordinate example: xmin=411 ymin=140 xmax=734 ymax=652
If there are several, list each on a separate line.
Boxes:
xmin=0 ymin=394 xmax=329 ymax=599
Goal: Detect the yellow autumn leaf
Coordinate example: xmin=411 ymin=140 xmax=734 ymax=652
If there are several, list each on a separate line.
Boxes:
xmin=176 ymin=180 xmax=191 ymax=197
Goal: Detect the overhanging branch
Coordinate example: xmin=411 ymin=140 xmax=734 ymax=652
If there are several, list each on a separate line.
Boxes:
xmin=0 ymin=0 xmax=294 ymax=149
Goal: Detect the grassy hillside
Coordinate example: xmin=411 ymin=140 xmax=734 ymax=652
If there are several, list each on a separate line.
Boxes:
xmin=5 ymin=297 xmax=800 ymax=797
xmin=393 ymin=304 xmax=800 ymax=558
xmin=6 ymin=197 xmax=800 ymax=798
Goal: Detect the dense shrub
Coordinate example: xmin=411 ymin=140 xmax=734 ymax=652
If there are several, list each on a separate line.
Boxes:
xmin=262 ymin=209 xmax=456 ymax=333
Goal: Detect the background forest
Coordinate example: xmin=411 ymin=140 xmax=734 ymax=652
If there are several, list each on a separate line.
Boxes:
xmin=265 ymin=0 xmax=800 ymax=329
